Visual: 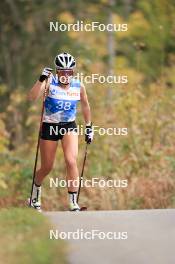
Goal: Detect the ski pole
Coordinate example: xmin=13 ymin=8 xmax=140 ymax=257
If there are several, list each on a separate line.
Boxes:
xmin=77 ymin=143 xmax=88 ymax=205
xmin=29 ymin=77 xmax=50 ymax=207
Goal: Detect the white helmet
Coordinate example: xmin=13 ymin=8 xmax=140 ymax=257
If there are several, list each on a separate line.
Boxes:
xmin=54 ymin=52 xmax=76 ymax=69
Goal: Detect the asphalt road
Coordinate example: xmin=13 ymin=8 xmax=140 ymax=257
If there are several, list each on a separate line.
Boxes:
xmin=45 ymin=209 xmax=175 ymax=264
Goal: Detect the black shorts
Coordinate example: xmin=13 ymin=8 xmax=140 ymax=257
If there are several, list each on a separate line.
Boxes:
xmin=40 ymin=121 xmax=77 ymax=141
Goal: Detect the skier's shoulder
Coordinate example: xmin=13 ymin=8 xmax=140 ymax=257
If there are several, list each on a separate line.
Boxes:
xmin=70 ymin=78 xmax=82 ymax=89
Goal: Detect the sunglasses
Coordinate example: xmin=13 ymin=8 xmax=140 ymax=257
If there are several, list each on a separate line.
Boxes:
xmin=56 ymin=69 xmax=74 ymax=76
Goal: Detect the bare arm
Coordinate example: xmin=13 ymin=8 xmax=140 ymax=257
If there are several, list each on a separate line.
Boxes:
xmin=28 ymin=68 xmax=53 ymax=101
xmin=80 ymin=83 xmax=91 ymax=124
xmin=27 ymin=80 xmax=48 ymax=101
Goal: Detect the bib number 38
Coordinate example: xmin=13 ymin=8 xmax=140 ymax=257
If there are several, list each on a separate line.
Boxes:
xmin=57 ymin=101 xmax=71 ymax=111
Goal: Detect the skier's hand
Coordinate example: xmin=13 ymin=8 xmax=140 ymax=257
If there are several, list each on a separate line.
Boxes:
xmin=85 ymin=123 xmax=94 ymax=144
xmin=39 ymin=67 xmax=53 ymax=82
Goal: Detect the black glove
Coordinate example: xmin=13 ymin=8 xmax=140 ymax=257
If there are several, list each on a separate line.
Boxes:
xmin=39 ymin=67 xmax=53 ymax=82
xmin=85 ymin=123 xmax=94 ymax=144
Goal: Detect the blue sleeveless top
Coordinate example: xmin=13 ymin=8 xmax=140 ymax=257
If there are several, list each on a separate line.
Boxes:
xmin=43 ymin=75 xmax=81 ymax=123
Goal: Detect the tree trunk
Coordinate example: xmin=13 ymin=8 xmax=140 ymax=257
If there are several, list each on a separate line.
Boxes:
xmin=106 ymin=0 xmax=115 ymax=104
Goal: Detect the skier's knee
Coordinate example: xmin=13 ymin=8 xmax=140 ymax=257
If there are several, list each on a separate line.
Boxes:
xmin=65 ymin=157 xmax=77 ymax=168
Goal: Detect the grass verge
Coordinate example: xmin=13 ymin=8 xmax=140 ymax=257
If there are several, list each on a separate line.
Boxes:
xmin=0 ymin=208 xmax=67 ymax=264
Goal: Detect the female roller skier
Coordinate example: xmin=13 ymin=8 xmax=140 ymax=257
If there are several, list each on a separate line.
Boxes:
xmin=28 ymin=52 xmax=93 ymax=211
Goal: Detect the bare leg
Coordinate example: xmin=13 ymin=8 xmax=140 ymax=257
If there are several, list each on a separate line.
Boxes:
xmin=35 ymin=139 xmax=58 ymax=186
xmin=61 ymin=132 xmax=79 ymax=192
